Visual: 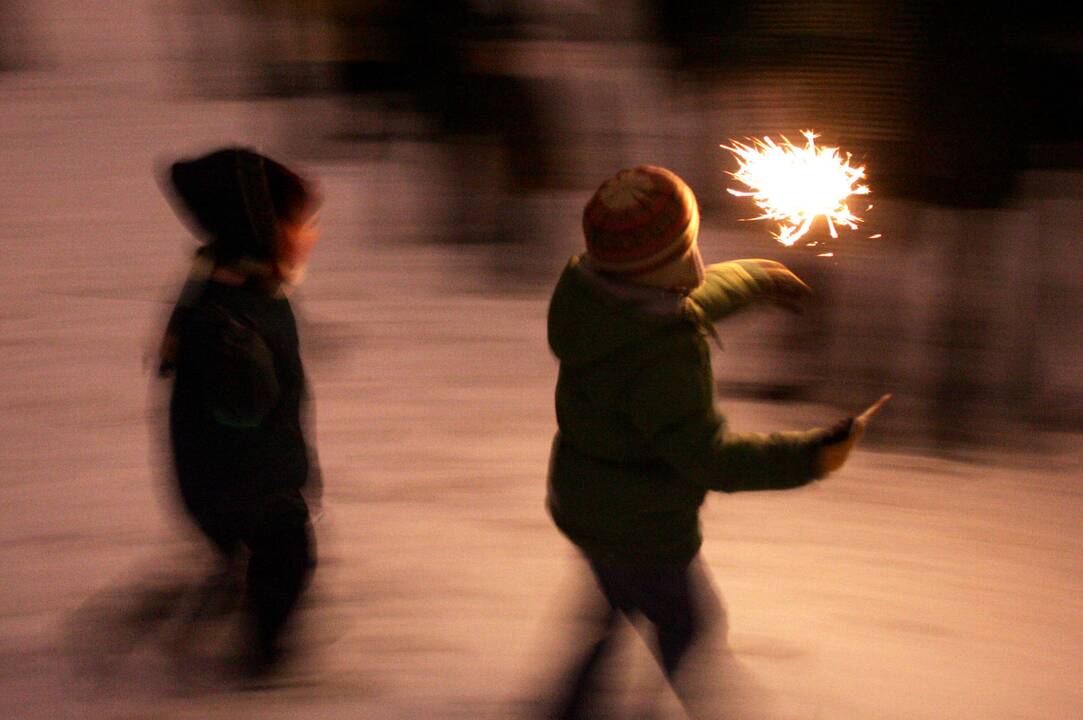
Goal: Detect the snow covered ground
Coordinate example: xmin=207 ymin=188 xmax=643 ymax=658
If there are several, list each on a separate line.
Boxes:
xmin=1 ymin=3 xmax=1081 ymax=718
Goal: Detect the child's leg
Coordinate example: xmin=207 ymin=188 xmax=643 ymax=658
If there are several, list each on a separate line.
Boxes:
xmin=244 ymin=507 xmax=315 ymax=670
xmin=646 ymin=564 xmax=710 ymax=677
xmin=591 ymin=556 xmax=722 ymax=679
xmin=550 ymin=604 xmax=623 ymax=720
xmin=176 ymin=479 xmax=243 ymax=559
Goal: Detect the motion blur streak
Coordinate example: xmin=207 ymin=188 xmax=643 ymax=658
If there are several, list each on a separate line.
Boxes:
xmin=0 ymin=1 xmax=1080 ymax=719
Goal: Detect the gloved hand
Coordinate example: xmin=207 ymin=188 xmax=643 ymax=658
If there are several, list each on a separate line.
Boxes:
xmin=817 ymin=394 xmax=891 ymax=475
xmin=733 ymin=258 xmax=813 ymax=312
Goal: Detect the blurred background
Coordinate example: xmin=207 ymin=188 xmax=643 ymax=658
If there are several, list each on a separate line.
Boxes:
xmin=1 ymin=1 xmax=1081 ymax=719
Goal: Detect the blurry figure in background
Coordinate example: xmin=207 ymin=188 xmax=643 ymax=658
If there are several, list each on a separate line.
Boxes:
xmin=545 ymin=166 xmax=883 ymax=718
xmin=327 ymin=1 xmax=560 ymax=276
xmin=157 ymin=147 xmax=322 ymax=678
xmin=360 ymin=2 xmax=558 ymax=248
xmin=0 ymin=0 xmax=37 ymax=72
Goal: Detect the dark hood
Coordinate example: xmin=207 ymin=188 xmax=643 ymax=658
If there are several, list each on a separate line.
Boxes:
xmin=164 ymin=147 xmax=310 ymax=263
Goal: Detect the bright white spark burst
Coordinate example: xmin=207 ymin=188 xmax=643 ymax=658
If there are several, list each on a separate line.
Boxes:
xmin=723 ymin=131 xmax=869 ymax=246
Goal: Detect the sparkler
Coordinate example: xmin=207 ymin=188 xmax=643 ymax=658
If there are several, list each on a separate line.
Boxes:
xmin=722 ymin=131 xmax=869 ymax=246
xmin=818 ymin=394 xmax=892 ymax=473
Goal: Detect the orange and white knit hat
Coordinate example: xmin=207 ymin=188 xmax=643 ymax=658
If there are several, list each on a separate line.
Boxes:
xmin=582 ymin=165 xmax=704 ymax=292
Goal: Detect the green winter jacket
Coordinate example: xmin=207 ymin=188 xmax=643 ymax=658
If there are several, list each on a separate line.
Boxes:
xmin=547 ymin=254 xmax=830 ymax=565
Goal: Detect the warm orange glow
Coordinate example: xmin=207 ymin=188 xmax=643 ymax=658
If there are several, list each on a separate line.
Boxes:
xmin=723 ymin=131 xmax=870 ymax=246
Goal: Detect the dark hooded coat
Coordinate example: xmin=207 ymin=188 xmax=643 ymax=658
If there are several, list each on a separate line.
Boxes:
xmin=162 ymin=149 xmax=316 ymax=542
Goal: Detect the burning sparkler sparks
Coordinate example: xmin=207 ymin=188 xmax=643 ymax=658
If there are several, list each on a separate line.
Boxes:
xmin=723 ymin=131 xmax=869 ymax=246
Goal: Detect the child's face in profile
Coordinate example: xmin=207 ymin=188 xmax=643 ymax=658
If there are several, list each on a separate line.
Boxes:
xmin=275 ymin=212 xmax=320 ymax=283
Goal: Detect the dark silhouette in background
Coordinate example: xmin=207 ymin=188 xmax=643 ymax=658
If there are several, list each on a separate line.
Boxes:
xmin=157 ymin=147 xmax=322 ymax=679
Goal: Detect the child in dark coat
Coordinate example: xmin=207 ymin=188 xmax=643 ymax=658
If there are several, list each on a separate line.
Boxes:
xmin=546 ymin=165 xmax=884 ymax=717
xmin=157 ymin=147 xmax=321 ymax=676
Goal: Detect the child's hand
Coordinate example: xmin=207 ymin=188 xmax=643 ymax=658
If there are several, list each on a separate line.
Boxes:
xmin=816 ymin=394 xmax=891 ymax=475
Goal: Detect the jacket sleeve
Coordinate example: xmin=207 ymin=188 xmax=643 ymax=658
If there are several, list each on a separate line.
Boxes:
xmin=183 ymin=305 xmax=280 ymax=428
xmin=688 ymin=259 xmax=808 ymax=323
xmin=623 ymin=332 xmax=826 ymax=492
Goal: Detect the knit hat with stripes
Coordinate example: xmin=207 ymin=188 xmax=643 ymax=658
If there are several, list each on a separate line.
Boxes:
xmin=582 ymin=166 xmax=704 ymax=292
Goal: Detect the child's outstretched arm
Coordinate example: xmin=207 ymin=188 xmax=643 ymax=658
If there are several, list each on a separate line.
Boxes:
xmin=653 ymin=411 xmax=831 ymax=492
xmin=624 ymin=334 xmax=875 ymax=492
xmin=689 ymin=259 xmax=811 ymax=322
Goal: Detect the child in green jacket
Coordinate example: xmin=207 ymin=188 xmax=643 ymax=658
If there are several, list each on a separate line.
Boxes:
xmin=546 ymin=165 xmax=882 ymax=717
